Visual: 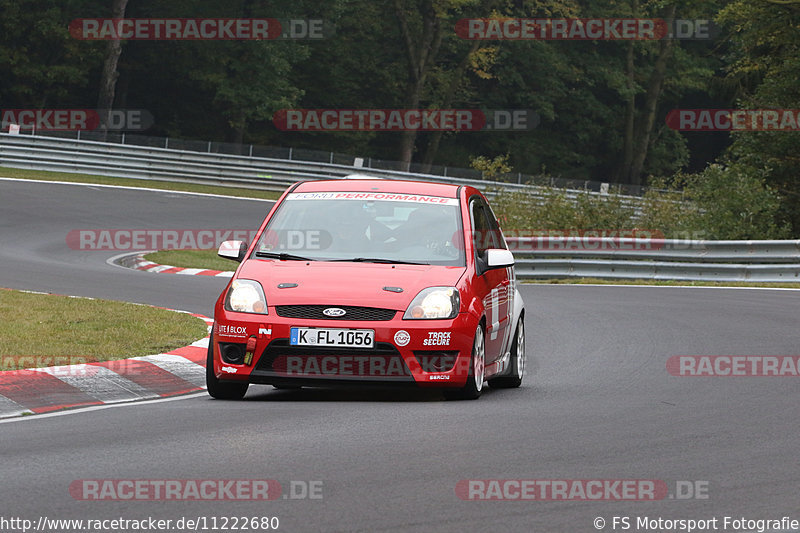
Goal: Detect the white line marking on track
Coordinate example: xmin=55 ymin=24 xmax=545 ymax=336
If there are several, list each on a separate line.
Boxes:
xmin=0 ymin=392 xmax=208 ymax=425
xmin=0 ymin=176 xmax=276 ymax=202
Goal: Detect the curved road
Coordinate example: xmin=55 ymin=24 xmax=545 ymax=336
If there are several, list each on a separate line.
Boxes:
xmin=1 ymin=179 xmax=798 ymax=532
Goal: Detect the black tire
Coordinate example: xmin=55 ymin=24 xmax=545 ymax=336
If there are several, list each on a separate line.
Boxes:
xmin=206 ymin=333 xmax=249 ymax=400
xmin=488 ymin=316 xmax=525 ymax=389
xmin=444 ymin=325 xmax=485 ymax=401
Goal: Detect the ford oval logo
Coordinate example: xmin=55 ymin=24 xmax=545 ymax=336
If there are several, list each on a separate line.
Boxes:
xmin=323 ymin=307 xmax=347 ymax=317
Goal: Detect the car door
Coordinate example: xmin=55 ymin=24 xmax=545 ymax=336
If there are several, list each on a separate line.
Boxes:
xmin=469 ymin=196 xmax=512 ymax=364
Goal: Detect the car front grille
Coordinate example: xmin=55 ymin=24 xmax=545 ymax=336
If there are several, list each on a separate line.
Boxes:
xmin=255 ymin=339 xmax=411 ymax=380
xmin=275 ymin=305 xmax=397 ymax=321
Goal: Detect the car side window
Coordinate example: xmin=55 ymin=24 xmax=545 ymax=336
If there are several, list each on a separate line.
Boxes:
xmin=470 ymin=198 xmax=498 ymax=257
xmin=484 ymin=202 xmax=508 ymax=250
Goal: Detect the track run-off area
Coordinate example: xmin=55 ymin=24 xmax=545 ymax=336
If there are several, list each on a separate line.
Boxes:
xmin=1 ymin=178 xmax=798 ymax=533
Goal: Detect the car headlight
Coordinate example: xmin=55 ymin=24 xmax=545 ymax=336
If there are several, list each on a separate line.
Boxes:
xmin=225 ymin=279 xmax=267 ymax=314
xmin=403 ymin=287 xmax=460 ymax=320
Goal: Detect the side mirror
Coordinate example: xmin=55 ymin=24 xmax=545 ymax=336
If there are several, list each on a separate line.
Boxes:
xmin=485 ymin=248 xmax=515 ymax=269
xmin=218 ymin=240 xmax=248 ymax=262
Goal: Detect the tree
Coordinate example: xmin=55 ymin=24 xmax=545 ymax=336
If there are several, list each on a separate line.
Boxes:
xmin=717 ymin=0 xmax=800 ymax=233
xmin=96 ymin=0 xmax=129 ymax=133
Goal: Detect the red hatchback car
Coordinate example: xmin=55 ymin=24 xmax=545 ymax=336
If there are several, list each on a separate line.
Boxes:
xmin=207 ymin=178 xmax=525 ymax=400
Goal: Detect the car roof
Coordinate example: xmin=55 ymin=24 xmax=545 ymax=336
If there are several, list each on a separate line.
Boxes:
xmin=293 ymin=178 xmax=461 ymax=198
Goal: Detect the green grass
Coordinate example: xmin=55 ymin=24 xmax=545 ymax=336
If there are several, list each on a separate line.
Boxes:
xmin=524 ymin=278 xmax=800 ymax=288
xmin=0 ymin=289 xmax=209 ymax=370
xmin=0 ymin=166 xmax=281 ymax=200
xmin=144 ymin=249 xmax=237 ymax=272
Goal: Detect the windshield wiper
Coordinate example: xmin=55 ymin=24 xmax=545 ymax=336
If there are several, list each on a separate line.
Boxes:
xmin=255 ymin=251 xmax=317 ymax=261
xmin=331 ymin=257 xmax=429 ymax=265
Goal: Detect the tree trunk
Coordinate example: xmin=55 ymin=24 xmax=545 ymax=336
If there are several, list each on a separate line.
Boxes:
xmin=394 ymin=0 xmax=442 ymax=170
xmin=619 ymin=39 xmax=636 ymax=182
xmin=628 ymin=4 xmax=676 ymax=186
xmin=421 ymin=40 xmax=481 ymax=172
xmin=96 ymin=0 xmax=129 ymax=136
xmin=618 ymin=0 xmax=638 ymax=183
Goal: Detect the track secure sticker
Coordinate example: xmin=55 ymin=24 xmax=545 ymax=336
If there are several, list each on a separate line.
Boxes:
xmin=394 ymin=330 xmax=410 ymax=346
xmin=423 ymin=332 xmax=451 ymax=346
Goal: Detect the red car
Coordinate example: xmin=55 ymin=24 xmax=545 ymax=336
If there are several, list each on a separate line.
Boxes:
xmin=207 ymin=178 xmax=525 ymax=400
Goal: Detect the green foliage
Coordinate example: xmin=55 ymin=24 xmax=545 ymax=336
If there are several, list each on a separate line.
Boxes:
xmin=470 ymin=153 xmax=511 ymax=180
xmin=2 ymin=0 xmax=799 ymax=236
xmin=491 ymin=187 xmax=637 ymax=232
xmin=492 ymin=164 xmax=788 ymax=240
xmin=678 ymin=164 xmax=789 ymax=240
xmin=716 ymin=0 xmax=800 ymax=234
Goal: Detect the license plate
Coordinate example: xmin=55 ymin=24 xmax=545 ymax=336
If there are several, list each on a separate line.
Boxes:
xmin=290 ymin=328 xmax=375 ymax=348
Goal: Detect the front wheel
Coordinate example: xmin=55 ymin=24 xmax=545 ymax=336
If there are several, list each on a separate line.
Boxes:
xmin=489 ymin=316 xmax=525 ymax=389
xmin=206 ymin=334 xmax=248 ymax=400
xmin=444 ymin=325 xmax=485 ymax=401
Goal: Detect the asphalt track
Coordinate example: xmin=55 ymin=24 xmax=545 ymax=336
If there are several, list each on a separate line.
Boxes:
xmin=1 ymin=179 xmax=799 ymax=533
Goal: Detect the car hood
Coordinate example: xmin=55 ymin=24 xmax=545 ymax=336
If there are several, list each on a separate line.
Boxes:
xmin=237 ymin=259 xmax=466 ymax=311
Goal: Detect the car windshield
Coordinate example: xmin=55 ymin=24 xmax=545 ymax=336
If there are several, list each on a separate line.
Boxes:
xmin=253 ymin=191 xmax=465 ymax=266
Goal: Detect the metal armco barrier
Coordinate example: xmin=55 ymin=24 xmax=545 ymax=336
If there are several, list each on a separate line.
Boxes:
xmin=3 ymin=134 xmax=798 ymax=282
xmin=0 ymin=133 xmax=646 ymax=206
xmin=506 ymin=237 xmax=800 ymax=282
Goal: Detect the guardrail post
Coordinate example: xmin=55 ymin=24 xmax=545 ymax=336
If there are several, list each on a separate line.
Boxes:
xmin=249 ymin=144 xmax=253 ymax=157
xmin=289 ymin=147 xmax=293 ymax=160
xmin=330 ymin=152 xmax=333 ymax=164
xmin=444 ymin=167 xmax=448 ymax=177
xmin=165 ymin=138 xmax=169 ymax=149
xmin=121 ymin=132 xmax=125 ymax=144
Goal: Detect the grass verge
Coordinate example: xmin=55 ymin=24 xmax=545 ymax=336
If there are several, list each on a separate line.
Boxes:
xmin=0 ymin=166 xmax=281 ymax=200
xmin=0 ymin=289 xmax=209 ymax=370
xmin=144 ymin=249 xmax=236 ymax=272
xmin=524 ymin=278 xmax=800 ymax=288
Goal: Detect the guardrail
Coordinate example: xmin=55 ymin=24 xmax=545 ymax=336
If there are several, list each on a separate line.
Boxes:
xmin=507 ymin=237 xmax=800 ymax=282
xmin=0 ymin=133 xmax=648 ymax=209
xmin=2 ymin=128 xmax=649 ymax=194
xmin=4 ymin=133 xmax=797 ymax=282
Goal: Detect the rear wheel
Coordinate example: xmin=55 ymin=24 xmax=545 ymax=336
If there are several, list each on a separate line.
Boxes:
xmin=206 ymin=334 xmax=248 ymax=400
xmin=444 ymin=325 xmax=485 ymax=401
xmin=489 ymin=316 xmax=525 ymax=389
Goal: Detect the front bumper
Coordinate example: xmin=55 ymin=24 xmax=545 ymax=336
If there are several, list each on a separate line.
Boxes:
xmin=211 ymin=309 xmax=478 ymax=388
